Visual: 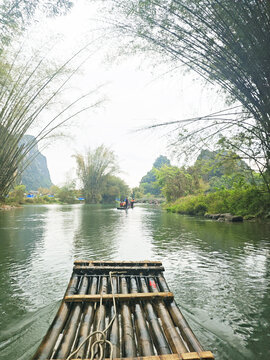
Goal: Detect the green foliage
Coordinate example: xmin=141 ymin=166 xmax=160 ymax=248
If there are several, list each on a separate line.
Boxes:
xmin=109 ymin=0 xmax=270 ymax=189
xmin=0 ymin=0 xmax=73 ymax=49
xmin=56 ymin=184 xmax=76 ymax=204
xmin=8 ymin=184 xmax=25 ymax=203
xmin=155 ymin=165 xmax=200 ymax=202
xmin=168 ymin=187 xmax=270 ymax=218
xmin=140 ymin=155 xmax=171 ymax=196
xmin=131 ymin=186 xmax=144 ymax=199
xmin=74 ymin=145 xmax=120 ymax=204
xmin=153 ymin=155 xmax=170 ymax=169
xmin=101 ymin=175 xmax=129 ymax=203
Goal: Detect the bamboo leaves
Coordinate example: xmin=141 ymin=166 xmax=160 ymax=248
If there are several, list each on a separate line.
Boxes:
xmin=74 ymin=145 xmax=119 ymax=203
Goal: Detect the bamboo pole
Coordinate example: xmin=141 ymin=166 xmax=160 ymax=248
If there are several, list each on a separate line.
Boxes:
xmin=107 ymin=275 xmax=120 ymax=358
xmin=90 ymin=275 xmax=108 ymax=356
xmin=130 ymin=276 xmax=155 ymax=356
xmin=139 ymin=276 xmax=171 ymax=355
xmin=75 ymin=276 xmax=98 ymax=359
xmin=74 ymin=260 xmax=163 ymax=266
xmin=54 ymin=275 xmax=89 ymax=358
xmin=32 ymin=274 xmax=79 ymax=360
xmin=65 ymin=292 xmax=174 ymax=302
xmin=148 ymin=277 xmax=188 ymax=355
xmin=157 ymin=275 xmax=203 ymax=353
xmin=120 ymin=276 xmax=137 ymax=357
xmin=74 ymin=266 xmax=165 ymax=274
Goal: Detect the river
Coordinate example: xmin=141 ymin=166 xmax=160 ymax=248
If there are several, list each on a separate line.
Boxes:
xmin=0 ymin=204 xmax=269 ymax=360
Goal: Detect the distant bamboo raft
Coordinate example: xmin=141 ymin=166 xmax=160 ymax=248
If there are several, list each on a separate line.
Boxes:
xmin=32 ymin=260 xmax=214 ymax=360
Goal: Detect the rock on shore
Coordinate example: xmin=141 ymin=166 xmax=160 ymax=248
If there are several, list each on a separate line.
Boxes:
xmin=205 ymin=213 xmax=243 ymax=222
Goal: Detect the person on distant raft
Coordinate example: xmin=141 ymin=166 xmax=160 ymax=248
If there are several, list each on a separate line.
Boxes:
xmin=125 ymin=197 xmax=129 ymax=208
xmin=131 ymin=198 xmax=135 ymax=208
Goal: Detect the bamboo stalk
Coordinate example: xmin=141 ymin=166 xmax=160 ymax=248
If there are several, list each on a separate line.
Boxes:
xmin=120 ymin=276 xmax=137 ymax=357
xmin=74 ymin=266 xmax=165 ymax=273
xmin=139 ymin=276 xmax=171 ymax=355
xmin=91 ymin=275 xmax=108 ymax=356
xmin=74 ymin=260 xmax=163 ymax=266
xmin=32 ymin=274 xmax=79 ymax=360
xmin=148 ymin=277 xmax=188 ymax=355
xmin=157 ymin=275 xmax=203 ymax=353
xmin=75 ymin=276 xmax=98 ymax=358
xmin=130 ymin=276 xmax=155 ymax=356
xmin=65 ymin=292 xmax=174 ymax=302
xmin=108 ymin=275 xmax=120 ymax=358
xmin=54 ymin=275 xmax=89 ymax=358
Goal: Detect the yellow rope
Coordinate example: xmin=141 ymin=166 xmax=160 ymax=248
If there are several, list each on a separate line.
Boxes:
xmin=66 ymin=271 xmax=118 ymax=360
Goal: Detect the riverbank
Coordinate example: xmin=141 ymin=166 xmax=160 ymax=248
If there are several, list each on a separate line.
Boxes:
xmin=166 ymin=187 xmax=270 ymax=219
xmin=0 ymin=204 xmax=22 ymax=211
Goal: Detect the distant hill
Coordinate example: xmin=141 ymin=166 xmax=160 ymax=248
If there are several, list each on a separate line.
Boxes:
xmin=140 ymin=155 xmax=171 ymax=195
xmin=20 ymin=135 xmax=52 ymax=191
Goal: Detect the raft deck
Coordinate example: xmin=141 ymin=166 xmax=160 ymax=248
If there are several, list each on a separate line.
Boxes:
xmin=32 ymin=260 xmax=214 ymax=360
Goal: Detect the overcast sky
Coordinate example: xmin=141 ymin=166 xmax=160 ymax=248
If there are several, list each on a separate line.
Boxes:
xmin=27 ymin=0 xmax=226 ymax=188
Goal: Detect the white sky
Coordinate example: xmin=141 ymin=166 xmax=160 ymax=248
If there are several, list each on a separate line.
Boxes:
xmin=26 ymin=1 xmax=226 ymax=188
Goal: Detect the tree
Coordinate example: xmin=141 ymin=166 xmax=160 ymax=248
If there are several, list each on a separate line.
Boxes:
xmin=101 ymin=175 xmax=129 ymax=203
xmin=74 ymin=145 xmax=119 ymax=203
xmin=56 ymin=181 xmax=76 ymax=204
xmin=0 ymin=0 xmax=73 ymax=50
xmin=108 ymin=0 xmax=270 ymax=191
xmin=155 ymin=165 xmax=195 ymax=202
xmin=0 ymin=39 xmax=102 ymax=200
xmin=8 ymin=184 xmax=26 ymax=203
xmin=140 ymin=155 xmax=171 ymax=195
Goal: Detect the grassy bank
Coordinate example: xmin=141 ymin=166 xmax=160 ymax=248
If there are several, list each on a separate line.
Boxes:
xmin=166 ymin=187 xmax=270 ymax=219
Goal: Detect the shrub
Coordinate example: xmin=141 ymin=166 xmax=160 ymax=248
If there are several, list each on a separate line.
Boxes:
xmin=167 ymin=186 xmax=270 ymax=218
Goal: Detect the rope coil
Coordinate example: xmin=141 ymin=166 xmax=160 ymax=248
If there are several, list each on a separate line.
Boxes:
xmin=66 ymin=271 xmax=119 ymax=360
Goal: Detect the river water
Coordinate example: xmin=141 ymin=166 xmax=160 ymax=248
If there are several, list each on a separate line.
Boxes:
xmin=0 ymin=204 xmax=269 ymax=360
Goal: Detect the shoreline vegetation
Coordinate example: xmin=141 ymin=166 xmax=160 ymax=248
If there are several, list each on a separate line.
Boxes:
xmin=165 ymin=187 xmax=270 ymax=220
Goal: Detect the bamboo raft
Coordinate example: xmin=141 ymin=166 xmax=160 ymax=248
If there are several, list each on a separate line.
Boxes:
xmin=32 ymin=260 xmax=214 ymax=360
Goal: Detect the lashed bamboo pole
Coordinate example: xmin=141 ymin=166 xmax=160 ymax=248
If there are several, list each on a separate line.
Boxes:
xmin=130 ymin=276 xmax=155 ymax=356
xmin=157 ymin=275 xmax=203 ymax=353
xmin=108 ymin=275 xmax=120 ymax=358
xmin=54 ymin=275 xmax=89 ymax=358
xmin=74 ymin=265 xmax=165 ymax=273
xmin=120 ymin=276 xmax=137 ymax=357
xmin=91 ymin=275 xmax=108 ymax=356
xmin=32 ymin=274 xmax=79 ymax=360
xmin=147 ymin=277 xmax=188 ymax=354
xmin=139 ymin=276 xmax=171 ymax=355
xmin=74 ymin=260 xmax=163 ymax=266
xmin=65 ymin=292 xmax=173 ymax=302
xmin=75 ymin=276 xmax=98 ymax=359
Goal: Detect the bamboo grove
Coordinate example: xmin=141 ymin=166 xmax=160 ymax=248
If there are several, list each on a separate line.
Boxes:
xmin=107 ymin=0 xmax=270 ymax=192
xmin=0 ymin=1 xmax=102 ymax=200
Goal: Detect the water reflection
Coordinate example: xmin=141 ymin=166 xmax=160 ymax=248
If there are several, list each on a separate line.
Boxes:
xmin=143 ymin=210 xmax=270 ymax=359
xmin=0 ymin=205 xmax=269 ymax=360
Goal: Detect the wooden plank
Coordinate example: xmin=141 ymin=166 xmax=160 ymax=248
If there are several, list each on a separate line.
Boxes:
xmin=74 ymin=260 xmax=163 ymax=266
xmin=73 ymin=265 xmax=165 ymax=273
xmin=64 ymin=292 xmax=174 ymax=303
